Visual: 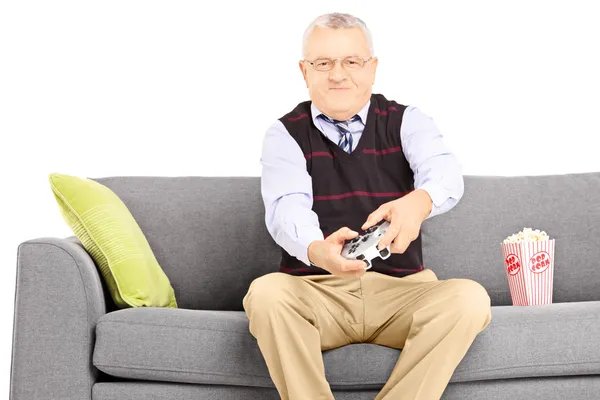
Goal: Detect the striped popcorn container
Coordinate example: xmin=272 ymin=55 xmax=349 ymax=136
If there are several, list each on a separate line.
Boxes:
xmin=501 ymin=228 xmax=555 ymax=306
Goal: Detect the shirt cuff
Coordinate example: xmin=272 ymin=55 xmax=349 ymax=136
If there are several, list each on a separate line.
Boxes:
xmin=292 ymin=224 xmax=325 ymax=266
xmin=415 ymin=182 xmax=446 ymax=219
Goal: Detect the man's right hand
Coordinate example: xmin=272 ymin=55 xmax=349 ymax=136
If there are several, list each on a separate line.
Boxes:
xmin=308 ymin=227 xmax=368 ymax=277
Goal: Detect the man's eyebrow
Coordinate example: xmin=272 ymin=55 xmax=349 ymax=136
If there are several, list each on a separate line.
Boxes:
xmin=311 ymin=54 xmax=362 ymax=59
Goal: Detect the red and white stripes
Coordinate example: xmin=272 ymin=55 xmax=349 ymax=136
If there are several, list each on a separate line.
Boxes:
xmin=501 ymin=239 xmax=555 ymax=306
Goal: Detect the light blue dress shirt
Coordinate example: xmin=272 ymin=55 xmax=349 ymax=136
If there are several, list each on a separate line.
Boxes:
xmin=260 ymin=99 xmax=465 ymax=266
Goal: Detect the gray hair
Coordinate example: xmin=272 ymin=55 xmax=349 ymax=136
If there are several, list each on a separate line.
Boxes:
xmin=302 ymin=12 xmax=374 ymax=58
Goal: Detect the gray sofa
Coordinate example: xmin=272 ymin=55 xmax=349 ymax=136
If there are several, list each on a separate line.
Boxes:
xmin=10 ymin=172 xmax=600 ymax=400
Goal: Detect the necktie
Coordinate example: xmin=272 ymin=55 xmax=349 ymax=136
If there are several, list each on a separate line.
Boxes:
xmin=319 ymin=114 xmax=361 ymax=153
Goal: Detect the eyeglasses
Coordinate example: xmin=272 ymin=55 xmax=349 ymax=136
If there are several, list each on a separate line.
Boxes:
xmin=304 ymin=56 xmax=375 ymax=71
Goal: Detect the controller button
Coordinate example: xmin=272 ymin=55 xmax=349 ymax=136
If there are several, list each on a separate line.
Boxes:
xmin=379 ymin=248 xmax=390 ymax=257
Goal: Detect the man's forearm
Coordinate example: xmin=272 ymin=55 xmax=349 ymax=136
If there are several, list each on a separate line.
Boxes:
xmin=266 ymin=194 xmax=324 ymax=266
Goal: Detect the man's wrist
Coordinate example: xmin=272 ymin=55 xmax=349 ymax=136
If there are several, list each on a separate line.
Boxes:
xmin=296 ymin=227 xmax=324 ymax=266
xmin=414 ymin=189 xmax=433 ymax=220
xmin=307 ymin=240 xmax=321 ymax=266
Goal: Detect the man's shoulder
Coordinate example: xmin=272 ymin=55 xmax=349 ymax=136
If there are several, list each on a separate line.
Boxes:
xmin=372 ymin=93 xmax=409 ymax=109
xmin=370 ymin=93 xmax=413 ymax=125
xmin=277 ymin=98 xmax=312 ymax=124
xmin=373 ymin=94 xmax=436 ymax=120
xmin=262 ymin=99 xmax=311 ymax=142
xmin=273 ymin=99 xmax=314 ymax=139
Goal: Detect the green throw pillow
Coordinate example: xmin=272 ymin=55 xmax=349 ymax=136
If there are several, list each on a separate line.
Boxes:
xmin=48 ymin=173 xmax=178 ymax=309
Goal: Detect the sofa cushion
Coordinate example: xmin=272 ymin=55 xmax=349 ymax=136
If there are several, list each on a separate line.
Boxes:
xmin=93 ymin=301 xmax=600 ymax=388
xmin=49 ymin=173 xmax=178 ymax=309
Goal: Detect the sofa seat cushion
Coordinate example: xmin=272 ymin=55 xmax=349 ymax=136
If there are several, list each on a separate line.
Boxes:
xmin=93 ymin=302 xmax=600 ymax=389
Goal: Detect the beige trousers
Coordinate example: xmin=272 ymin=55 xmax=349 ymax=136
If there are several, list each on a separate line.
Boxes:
xmin=242 ymin=268 xmax=492 ymax=400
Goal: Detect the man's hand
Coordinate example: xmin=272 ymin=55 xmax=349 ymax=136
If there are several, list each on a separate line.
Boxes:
xmin=308 ymin=227 xmax=369 ymax=277
xmin=361 ymin=189 xmax=433 ymax=254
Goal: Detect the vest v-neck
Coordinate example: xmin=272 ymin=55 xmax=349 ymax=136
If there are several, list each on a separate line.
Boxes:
xmin=316 ymin=99 xmax=376 ymax=159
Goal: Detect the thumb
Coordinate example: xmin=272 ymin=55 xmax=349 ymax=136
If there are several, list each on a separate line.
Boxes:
xmin=332 ymin=227 xmax=359 ymax=243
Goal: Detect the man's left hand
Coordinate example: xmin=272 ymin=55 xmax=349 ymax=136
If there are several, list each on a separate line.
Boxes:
xmin=361 ymin=189 xmax=433 ymax=254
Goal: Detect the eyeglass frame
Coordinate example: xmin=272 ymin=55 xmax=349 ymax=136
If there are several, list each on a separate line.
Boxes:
xmin=302 ymin=56 xmax=376 ymax=71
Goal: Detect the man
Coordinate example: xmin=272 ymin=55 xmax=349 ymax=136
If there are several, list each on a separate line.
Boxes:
xmin=243 ymin=12 xmax=492 ymax=400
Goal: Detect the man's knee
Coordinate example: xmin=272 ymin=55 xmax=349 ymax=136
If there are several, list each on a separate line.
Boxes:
xmin=242 ymin=272 xmax=298 ymax=317
xmin=445 ymin=278 xmax=492 ymax=324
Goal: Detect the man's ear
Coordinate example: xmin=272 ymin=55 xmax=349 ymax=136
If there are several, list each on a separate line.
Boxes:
xmin=371 ymin=57 xmax=378 ymax=84
xmin=299 ymin=60 xmax=309 ymax=88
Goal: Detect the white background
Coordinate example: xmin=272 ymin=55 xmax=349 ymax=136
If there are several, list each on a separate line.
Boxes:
xmin=1 ymin=0 xmax=599 ymax=395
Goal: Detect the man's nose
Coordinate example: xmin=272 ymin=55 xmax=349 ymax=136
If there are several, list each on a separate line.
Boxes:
xmin=329 ymin=61 xmax=348 ymax=82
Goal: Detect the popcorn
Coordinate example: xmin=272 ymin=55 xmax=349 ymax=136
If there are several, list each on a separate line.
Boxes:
xmin=501 ymin=228 xmax=555 ymax=306
xmin=503 ymin=227 xmax=550 ymax=244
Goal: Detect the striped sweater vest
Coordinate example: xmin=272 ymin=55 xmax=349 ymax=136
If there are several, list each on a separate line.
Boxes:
xmin=277 ymin=93 xmax=424 ymax=278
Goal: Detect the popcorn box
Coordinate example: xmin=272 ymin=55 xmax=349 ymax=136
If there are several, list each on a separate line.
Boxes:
xmin=501 ymin=228 xmax=555 ymax=306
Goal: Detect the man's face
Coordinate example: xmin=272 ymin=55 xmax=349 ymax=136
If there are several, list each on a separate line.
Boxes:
xmin=300 ymin=26 xmax=378 ymax=121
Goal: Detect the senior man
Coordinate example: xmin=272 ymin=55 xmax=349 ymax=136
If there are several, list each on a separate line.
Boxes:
xmin=243 ymin=12 xmax=492 ymax=400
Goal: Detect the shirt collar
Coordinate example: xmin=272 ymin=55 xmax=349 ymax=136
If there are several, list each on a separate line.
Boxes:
xmin=311 ymin=100 xmax=370 ymax=126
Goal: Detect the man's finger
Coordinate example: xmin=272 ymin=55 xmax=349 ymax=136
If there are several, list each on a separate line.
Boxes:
xmin=331 ymin=227 xmax=358 ymax=243
xmin=338 ymin=257 xmax=368 ymax=272
xmin=361 ymin=207 xmax=388 ymax=230
xmin=390 ymin=237 xmax=409 ymax=254
xmin=333 ymin=268 xmax=366 ymax=278
xmin=377 ymin=222 xmax=401 ymax=250
xmin=340 ymin=228 xmax=359 ymax=243
xmin=343 ymin=228 xmax=359 ymax=239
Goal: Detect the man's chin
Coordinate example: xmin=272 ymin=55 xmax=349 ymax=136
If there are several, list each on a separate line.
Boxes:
xmin=325 ymin=93 xmax=355 ymax=106
xmin=328 ymin=89 xmax=354 ymax=97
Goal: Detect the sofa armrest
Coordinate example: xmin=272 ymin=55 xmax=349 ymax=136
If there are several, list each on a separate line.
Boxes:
xmin=10 ymin=236 xmax=108 ymax=400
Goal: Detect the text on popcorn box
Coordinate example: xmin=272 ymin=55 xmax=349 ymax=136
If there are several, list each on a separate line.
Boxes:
xmin=529 ymin=251 xmax=551 ymax=274
xmin=505 ymin=253 xmax=521 ymax=276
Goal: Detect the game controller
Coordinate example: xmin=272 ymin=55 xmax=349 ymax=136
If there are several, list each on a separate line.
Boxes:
xmin=341 ymin=220 xmax=392 ymax=269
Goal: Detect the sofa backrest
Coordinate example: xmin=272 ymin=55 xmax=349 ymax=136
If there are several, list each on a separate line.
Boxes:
xmin=91 ymin=172 xmax=600 ymax=310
